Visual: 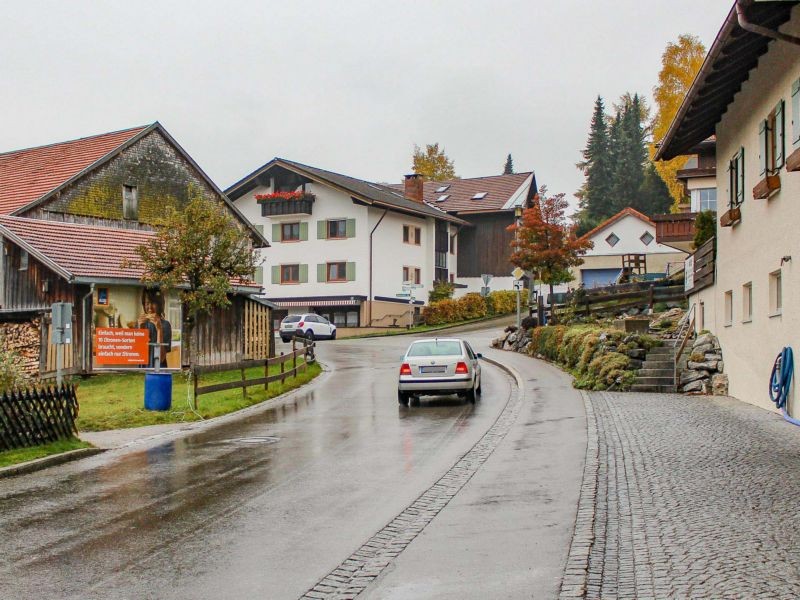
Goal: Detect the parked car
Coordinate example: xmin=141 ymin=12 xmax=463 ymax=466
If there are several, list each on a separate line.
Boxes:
xmin=397 ymin=338 xmax=482 ymax=405
xmin=280 ymin=314 xmax=337 ymax=342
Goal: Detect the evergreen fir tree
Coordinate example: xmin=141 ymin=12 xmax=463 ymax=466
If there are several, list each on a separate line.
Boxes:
xmin=610 ymin=95 xmax=646 ymax=213
xmin=576 ymin=96 xmax=614 ymax=232
xmin=503 ymin=153 xmax=514 ymax=175
xmin=637 ymin=162 xmax=673 ymax=215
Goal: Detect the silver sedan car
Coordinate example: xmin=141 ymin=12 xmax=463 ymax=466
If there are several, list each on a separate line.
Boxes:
xmin=397 ymin=338 xmax=482 ymax=405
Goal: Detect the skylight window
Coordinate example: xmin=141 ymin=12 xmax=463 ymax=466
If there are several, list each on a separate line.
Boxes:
xmin=435 ymin=185 xmax=450 ymax=193
xmin=472 ymin=192 xmax=488 ymax=200
xmin=437 ymin=194 xmax=450 ymax=202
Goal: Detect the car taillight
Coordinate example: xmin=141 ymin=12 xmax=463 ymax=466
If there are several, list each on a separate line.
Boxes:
xmin=297 ymin=321 xmax=305 ymax=327
xmin=400 ymin=363 xmax=412 ymax=376
xmin=455 ymin=362 xmax=469 ymax=374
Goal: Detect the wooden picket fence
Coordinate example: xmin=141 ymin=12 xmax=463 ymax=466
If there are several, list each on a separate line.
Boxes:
xmin=0 ymin=384 xmax=79 ymax=451
xmin=191 ymin=337 xmax=315 ymax=408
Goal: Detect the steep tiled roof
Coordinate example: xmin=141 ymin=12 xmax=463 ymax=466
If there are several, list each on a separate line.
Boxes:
xmin=0 ymin=126 xmax=148 ymax=215
xmin=226 ymin=158 xmax=467 ymax=225
xmin=416 ymin=172 xmax=534 ymax=213
xmin=0 ymin=216 xmax=260 ymax=290
xmin=579 ymin=207 xmax=654 ymax=242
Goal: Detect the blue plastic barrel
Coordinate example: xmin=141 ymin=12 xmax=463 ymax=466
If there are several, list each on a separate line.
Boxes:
xmin=144 ymin=372 xmax=173 ymax=411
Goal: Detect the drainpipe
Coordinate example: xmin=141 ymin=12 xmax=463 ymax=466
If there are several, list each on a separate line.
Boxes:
xmin=80 ymin=283 xmax=95 ymax=373
xmin=368 ymin=210 xmax=388 ymax=326
xmin=736 ymin=1 xmax=800 ymax=47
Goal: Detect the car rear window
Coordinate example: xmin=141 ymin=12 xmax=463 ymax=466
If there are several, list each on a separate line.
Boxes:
xmin=407 ymin=341 xmax=462 ymax=357
xmin=283 ymin=315 xmax=302 ymax=323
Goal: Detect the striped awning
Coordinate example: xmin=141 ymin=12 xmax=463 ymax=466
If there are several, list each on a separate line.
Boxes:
xmin=272 ymin=299 xmax=361 ymax=308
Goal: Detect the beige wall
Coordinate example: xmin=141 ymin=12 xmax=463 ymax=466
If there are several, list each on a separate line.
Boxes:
xmin=705 ymin=7 xmax=800 ymax=415
xmin=362 ymin=300 xmax=416 ymax=328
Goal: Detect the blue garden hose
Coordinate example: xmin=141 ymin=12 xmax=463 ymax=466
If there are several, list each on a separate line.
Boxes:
xmin=769 ymin=347 xmax=800 ymax=426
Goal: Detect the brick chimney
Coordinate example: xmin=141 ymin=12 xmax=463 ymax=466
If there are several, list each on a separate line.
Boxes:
xmin=404 ymin=173 xmax=424 ymax=203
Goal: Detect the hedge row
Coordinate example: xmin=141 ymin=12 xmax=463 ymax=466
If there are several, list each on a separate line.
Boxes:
xmin=525 ymin=325 xmax=660 ymax=391
xmin=422 ymin=291 xmax=517 ymax=326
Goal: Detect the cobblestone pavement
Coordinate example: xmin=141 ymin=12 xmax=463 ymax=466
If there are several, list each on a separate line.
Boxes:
xmin=561 ymin=392 xmax=800 ymax=599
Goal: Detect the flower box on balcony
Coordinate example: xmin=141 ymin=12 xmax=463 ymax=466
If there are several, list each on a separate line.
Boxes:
xmin=256 ymin=192 xmax=315 ymax=216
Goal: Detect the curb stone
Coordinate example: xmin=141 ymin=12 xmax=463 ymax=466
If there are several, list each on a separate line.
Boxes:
xmin=558 ymin=390 xmax=599 ymax=599
xmin=0 ymin=447 xmax=106 ymax=480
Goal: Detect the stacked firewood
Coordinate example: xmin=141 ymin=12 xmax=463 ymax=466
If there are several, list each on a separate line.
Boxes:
xmin=0 ymin=319 xmax=41 ymax=376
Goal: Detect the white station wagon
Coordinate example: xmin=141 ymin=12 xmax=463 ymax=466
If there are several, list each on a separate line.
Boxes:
xmin=397 ymin=338 xmax=482 ymax=405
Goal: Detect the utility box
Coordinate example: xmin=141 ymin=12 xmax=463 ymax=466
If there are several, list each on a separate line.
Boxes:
xmin=51 ymin=302 xmax=73 ymax=344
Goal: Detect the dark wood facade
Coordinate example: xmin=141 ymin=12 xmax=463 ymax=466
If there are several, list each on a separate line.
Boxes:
xmin=456 ymin=212 xmax=515 ymax=278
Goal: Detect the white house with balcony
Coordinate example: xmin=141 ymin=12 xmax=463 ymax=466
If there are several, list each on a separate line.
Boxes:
xmin=226 ymin=159 xmax=465 ymax=331
xmin=572 ymin=208 xmax=687 ymax=288
xmin=655 ymin=0 xmax=800 ymax=413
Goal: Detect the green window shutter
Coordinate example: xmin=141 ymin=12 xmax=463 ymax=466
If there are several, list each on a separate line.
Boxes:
xmin=271 ymin=265 xmax=280 ymax=284
xmin=346 ymin=218 xmax=356 ymax=238
xmin=300 ymin=222 xmax=309 ymax=241
xmin=272 ymin=224 xmax=281 ymax=243
xmin=317 ymin=220 xmax=328 ymax=239
xmin=776 ymin=100 xmax=785 ymax=168
xmin=346 ymin=262 xmax=356 ymax=281
xmin=759 ymin=119 xmax=768 ymax=176
xmin=793 ymin=79 xmax=800 ymax=146
xmin=317 ymin=263 xmax=326 ymax=282
xmin=254 ymin=266 xmax=264 ymax=285
xmin=299 ymin=264 xmax=308 ymax=283
xmin=737 ymin=148 xmax=745 ymax=205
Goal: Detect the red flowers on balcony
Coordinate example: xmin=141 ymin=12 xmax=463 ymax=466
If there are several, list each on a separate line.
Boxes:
xmin=255 ymin=191 xmax=315 ymax=201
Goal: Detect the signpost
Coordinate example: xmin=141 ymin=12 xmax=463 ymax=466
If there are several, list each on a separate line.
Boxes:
xmin=511 ymin=267 xmax=525 ymax=329
xmin=51 ymin=302 xmax=73 ymax=386
xmin=398 ymin=282 xmax=424 ymax=327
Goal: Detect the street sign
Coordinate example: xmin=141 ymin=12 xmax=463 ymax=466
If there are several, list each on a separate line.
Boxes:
xmin=402 ymin=282 xmax=424 ymax=288
xmin=396 ymin=292 xmax=412 ymax=298
xmin=481 ymin=273 xmax=493 ymax=286
xmin=51 ymin=302 xmax=73 ymax=345
xmin=513 ymin=280 xmax=524 ymax=291
xmin=511 ymin=266 xmax=525 ymax=280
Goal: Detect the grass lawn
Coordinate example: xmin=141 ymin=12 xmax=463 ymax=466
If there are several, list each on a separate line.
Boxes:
xmin=75 ymin=360 xmax=322 ymax=431
xmin=0 ymin=437 xmax=93 ymax=469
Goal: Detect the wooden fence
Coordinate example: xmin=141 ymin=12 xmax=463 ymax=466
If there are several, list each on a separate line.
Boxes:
xmin=192 ymin=338 xmax=315 ymax=408
xmin=555 ymin=281 xmax=686 ymax=318
xmin=244 ymin=299 xmax=273 ymax=360
xmin=686 ymin=237 xmax=715 ymax=295
xmin=0 ymin=384 xmax=78 ymax=451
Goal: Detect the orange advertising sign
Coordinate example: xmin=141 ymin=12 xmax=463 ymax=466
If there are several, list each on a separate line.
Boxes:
xmin=95 ymin=328 xmax=149 ymax=366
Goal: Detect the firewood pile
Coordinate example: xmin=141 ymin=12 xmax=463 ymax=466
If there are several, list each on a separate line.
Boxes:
xmin=0 ymin=320 xmax=41 ymax=376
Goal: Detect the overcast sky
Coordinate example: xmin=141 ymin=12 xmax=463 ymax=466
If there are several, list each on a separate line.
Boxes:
xmin=2 ymin=1 xmax=732 ymax=204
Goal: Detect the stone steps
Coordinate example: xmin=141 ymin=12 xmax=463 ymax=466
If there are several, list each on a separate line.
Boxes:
xmin=633 ymin=344 xmax=677 ymax=392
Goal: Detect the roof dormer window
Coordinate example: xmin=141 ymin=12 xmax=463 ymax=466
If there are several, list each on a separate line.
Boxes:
xmin=472 ymin=192 xmax=488 ymax=200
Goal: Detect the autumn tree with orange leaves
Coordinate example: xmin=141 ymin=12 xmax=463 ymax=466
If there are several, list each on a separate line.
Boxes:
xmin=509 ymin=187 xmax=593 ymax=317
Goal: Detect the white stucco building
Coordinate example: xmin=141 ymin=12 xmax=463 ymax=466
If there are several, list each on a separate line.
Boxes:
xmin=226 ymin=159 xmax=464 ymax=330
xmin=656 ymin=1 xmax=800 ymax=413
xmin=573 ymin=208 xmax=687 ymax=288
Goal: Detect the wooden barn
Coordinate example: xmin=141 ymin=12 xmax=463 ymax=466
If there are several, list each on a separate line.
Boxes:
xmin=0 ymin=123 xmax=272 ymax=377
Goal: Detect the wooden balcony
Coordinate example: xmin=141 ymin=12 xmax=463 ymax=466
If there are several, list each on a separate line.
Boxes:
xmin=651 ymin=212 xmax=698 ymax=252
xmin=258 ymin=194 xmax=315 ymax=216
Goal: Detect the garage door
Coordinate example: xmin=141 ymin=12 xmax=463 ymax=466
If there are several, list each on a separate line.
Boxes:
xmin=581 ymin=268 xmax=621 ymax=288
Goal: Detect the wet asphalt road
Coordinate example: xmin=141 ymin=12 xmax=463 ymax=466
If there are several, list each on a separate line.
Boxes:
xmin=0 ymin=326 xmax=515 ymax=600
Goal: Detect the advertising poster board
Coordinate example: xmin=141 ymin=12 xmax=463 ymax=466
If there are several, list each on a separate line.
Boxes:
xmin=92 ymin=286 xmax=182 ymax=370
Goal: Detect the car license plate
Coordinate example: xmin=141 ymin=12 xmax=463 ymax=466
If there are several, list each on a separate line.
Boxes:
xmin=420 ymin=366 xmax=446 ymax=374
